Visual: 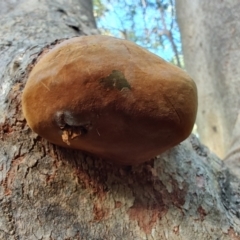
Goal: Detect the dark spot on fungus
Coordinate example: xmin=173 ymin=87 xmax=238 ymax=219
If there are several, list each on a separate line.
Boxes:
xmin=100 ymin=70 xmax=131 ymax=91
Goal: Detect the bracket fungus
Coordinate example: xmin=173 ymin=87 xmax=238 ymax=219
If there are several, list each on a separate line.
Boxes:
xmin=22 ymin=35 xmax=197 ymax=165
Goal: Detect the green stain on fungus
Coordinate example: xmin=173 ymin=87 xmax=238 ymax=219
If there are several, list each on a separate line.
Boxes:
xmin=100 ymin=70 xmax=131 ymax=90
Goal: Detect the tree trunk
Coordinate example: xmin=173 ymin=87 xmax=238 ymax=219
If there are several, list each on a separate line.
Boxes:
xmin=176 ymin=0 xmax=240 ymax=164
xmin=1 ymin=0 xmax=240 ymax=239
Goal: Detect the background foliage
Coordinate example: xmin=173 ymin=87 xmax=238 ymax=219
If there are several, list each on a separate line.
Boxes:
xmin=93 ymin=0 xmax=183 ymax=67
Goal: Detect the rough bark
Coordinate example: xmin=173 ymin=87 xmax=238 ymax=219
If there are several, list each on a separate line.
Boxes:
xmin=176 ymin=0 xmax=240 ymax=163
xmin=1 ymin=0 xmax=240 ymax=239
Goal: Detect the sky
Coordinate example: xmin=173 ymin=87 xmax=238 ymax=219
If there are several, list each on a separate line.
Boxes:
xmin=94 ymin=0 xmax=182 ymax=63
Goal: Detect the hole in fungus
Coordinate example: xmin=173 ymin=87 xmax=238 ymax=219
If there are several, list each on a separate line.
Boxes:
xmin=54 ymin=111 xmax=91 ymax=145
xmin=61 ymin=125 xmax=88 ymax=145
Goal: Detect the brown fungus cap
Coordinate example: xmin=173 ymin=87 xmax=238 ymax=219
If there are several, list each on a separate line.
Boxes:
xmin=22 ymin=35 xmax=197 ymax=165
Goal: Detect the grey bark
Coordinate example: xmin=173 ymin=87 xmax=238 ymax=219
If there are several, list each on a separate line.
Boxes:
xmin=1 ymin=0 xmax=240 ymax=239
xmin=176 ymin=0 xmax=240 ymax=165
